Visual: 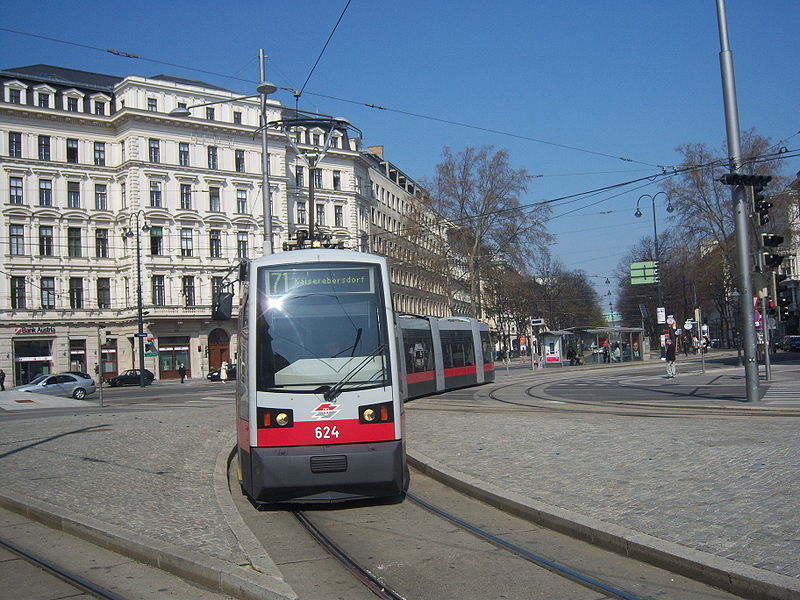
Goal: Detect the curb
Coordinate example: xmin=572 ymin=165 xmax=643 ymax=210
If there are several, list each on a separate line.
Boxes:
xmin=407 ymin=449 xmax=800 ymax=600
xmin=0 ymin=438 xmax=297 ymax=600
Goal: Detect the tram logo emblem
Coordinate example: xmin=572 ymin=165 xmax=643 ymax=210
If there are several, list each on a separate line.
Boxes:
xmin=311 ymin=402 xmax=340 ymax=420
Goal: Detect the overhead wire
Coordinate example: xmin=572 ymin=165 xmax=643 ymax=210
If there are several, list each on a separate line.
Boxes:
xmin=297 ymin=0 xmax=352 ymax=97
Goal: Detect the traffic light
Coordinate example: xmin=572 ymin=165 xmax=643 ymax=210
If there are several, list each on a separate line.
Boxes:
xmin=778 ymin=293 xmax=792 ymax=321
xmin=763 ymin=253 xmax=784 ymax=269
xmin=761 ymin=233 xmax=784 ymax=247
xmin=753 ymin=185 xmax=773 ymax=226
xmin=766 ymin=297 xmax=776 ymax=317
xmin=718 ymin=173 xmax=772 ymax=186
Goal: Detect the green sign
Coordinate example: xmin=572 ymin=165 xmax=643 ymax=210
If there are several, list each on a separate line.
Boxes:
xmin=631 ymin=261 xmax=658 ymax=285
xmin=266 ymin=267 xmax=373 ymax=295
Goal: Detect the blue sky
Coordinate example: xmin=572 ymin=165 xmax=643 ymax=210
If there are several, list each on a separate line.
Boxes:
xmin=3 ymin=1 xmax=798 ymax=302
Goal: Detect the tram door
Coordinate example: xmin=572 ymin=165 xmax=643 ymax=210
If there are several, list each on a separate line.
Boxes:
xmin=208 ymin=328 xmax=230 ymax=371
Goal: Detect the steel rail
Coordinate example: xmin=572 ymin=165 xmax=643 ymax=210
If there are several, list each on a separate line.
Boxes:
xmin=0 ymin=536 xmax=127 ymax=600
xmin=293 ymin=510 xmax=407 ymax=600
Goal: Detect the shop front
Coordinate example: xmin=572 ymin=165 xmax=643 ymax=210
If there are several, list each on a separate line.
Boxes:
xmin=12 ymin=326 xmax=56 ymax=385
xmin=158 ymin=336 xmax=190 ymax=380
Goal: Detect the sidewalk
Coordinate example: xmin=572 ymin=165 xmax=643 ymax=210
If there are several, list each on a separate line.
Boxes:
xmin=0 ymin=359 xmax=798 ymax=599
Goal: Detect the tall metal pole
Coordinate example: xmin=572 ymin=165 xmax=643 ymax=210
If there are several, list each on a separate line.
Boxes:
xmin=650 ymin=196 xmax=664 ymax=311
xmin=259 ymin=49 xmax=273 ymax=255
xmin=135 ymin=215 xmax=146 ymax=387
xmin=716 ymin=0 xmax=759 ymax=401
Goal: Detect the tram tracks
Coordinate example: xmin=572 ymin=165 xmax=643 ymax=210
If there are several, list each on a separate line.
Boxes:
xmin=275 ymin=468 xmax=741 ymax=600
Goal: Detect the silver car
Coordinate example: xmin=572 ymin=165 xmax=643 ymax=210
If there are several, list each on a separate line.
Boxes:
xmin=15 ymin=373 xmax=97 ymax=399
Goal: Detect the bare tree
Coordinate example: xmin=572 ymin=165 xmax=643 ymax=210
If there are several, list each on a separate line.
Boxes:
xmin=430 ymin=146 xmax=551 ymax=317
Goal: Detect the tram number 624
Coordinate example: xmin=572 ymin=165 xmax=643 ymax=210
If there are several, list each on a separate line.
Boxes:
xmin=315 ymin=425 xmax=340 ymax=440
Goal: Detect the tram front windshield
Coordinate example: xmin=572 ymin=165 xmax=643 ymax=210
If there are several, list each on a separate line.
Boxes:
xmin=255 ymin=263 xmax=390 ymax=393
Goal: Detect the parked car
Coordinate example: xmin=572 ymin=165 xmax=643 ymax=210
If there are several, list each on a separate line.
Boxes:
xmin=777 ymin=335 xmax=800 ymax=351
xmin=15 ymin=373 xmax=96 ymax=399
xmin=207 ymin=364 xmax=237 ymax=381
xmin=790 ymin=338 xmax=800 ymax=352
xmin=105 ymin=369 xmax=155 ymax=387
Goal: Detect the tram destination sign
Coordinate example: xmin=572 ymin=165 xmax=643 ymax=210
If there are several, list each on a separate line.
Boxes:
xmin=267 ymin=267 xmax=372 ymax=295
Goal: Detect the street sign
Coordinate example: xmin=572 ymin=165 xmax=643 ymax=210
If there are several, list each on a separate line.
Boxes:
xmin=134 ymin=332 xmax=148 ymax=338
xmin=657 ymin=307 xmax=666 ymax=324
xmin=630 ymin=261 xmax=658 ymax=285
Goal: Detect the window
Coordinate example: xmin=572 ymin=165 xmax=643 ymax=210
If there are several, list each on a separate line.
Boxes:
xmin=69 ymin=277 xmax=84 ymax=309
xmin=235 ymin=149 xmax=245 ymax=172
xmin=180 ymin=228 xmax=193 ymax=257
xmin=149 ymin=226 xmax=163 ymax=256
xmin=66 ymin=138 xmax=78 ymax=163
xmin=38 ymin=135 xmax=50 ymax=160
xmin=41 ymin=277 xmax=56 ymax=309
xmin=149 ymin=181 xmax=161 ymax=207
xmin=295 ymin=166 xmax=304 ymax=187
xmin=316 ymin=203 xmax=325 ymax=227
xmin=97 ymin=278 xmax=111 ymax=308
xmin=9 ymin=89 xmax=21 ymax=104
xmin=333 ymin=170 xmax=342 ymax=191
xmin=147 ymin=98 xmax=157 ymax=112
xmin=38 ymin=93 xmax=50 ymax=108
xmin=67 ymin=227 xmax=81 ymax=257
xmin=94 ymin=142 xmax=105 ymax=166
xmin=330 ymin=136 xmax=339 ymax=149
xmin=206 ymin=107 xmax=215 ymax=121
xmin=335 ymin=205 xmax=344 ymax=227
xmin=67 ymin=97 xmax=79 ymax=112
xmin=8 ymin=132 xmax=21 ymax=158
xmin=182 ymin=276 xmax=195 ymax=306
xmin=9 ymin=177 xmax=23 ymax=205
xmin=121 ymin=183 xmax=126 ymax=209
xmin=209 ymin=187 xmax=220 ymax=212
xmin=67 ymin=181 xmax=80 ymax=208
xmin=152 ymin=275 xmax=165 ymax=306
xmin=95 ymin=184 xmax=107 ymax=210
xmin=179 ymin=142 xmax=189 ymax=166
xmin=9 ymin=224 xmax=24 ymax=255
xmin=207 ymin=146 xmax=218 ymax=169
xmin=312 ymin=133 xmax=321 ymax=146
xmin=313 ymin=168 xmax=323 ymax=188
xmin=39 ymin=180 xmax=52 ymax=206
xmin=233 ymin=111 xmax=242 ymax=124
xmin=148 ymin=138 xmax=160 ymax=163
xmin=95 ymin=229 xmax=108 ymax=258
xmin=11 ymin=276 xmax=26 ymax=309
xmin=180 ymin=184 xmax=192 ymax=209
xmin=94 ymin=102 xmax=106 ymax=115
xmin=297 ymin=201 xmax=307 ymax=225
xmin=236 ymin=189 xmax=247 ymax=213
xmin=39 ymin=226 xmax=53 ymax=256
xmin=210 ymin=230 xmax=222 ymax=258
xmin=237 ymin=231 xmax=248 ymax=259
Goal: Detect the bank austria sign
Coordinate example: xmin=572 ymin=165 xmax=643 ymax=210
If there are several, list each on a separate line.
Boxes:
xmin=14 ymin=326 xmax=57 ymax=335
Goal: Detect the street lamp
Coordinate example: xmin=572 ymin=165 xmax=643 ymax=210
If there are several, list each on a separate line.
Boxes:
xmin=123 ymin=211 xmax=150 ymax=387
xmin=635 ymin=192 xmax=674 ymax=314
xmin=268 ymin=112 xmax=361 ymax=247
xmin=169 ymin=49 xmax=277 ymax=255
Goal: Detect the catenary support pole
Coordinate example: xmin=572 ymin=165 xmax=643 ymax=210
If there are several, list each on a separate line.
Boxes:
xmin=716 ymin=0 xmax=759 ymax=401
xmin=259 ymin=48 xmax=273 ymax=255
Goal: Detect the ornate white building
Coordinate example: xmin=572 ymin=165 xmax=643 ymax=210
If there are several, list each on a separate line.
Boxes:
xmin=0 ymin=64 xmax=450 ymax=385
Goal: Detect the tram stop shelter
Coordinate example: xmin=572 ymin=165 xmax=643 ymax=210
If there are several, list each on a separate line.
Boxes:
xmin=570 ymin=327 xmax=646 ymax=365
xmin=536 ymin=330 xmax=574 ymax=368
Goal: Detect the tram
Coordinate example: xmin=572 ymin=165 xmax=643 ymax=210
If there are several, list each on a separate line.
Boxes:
xmin=398 ymin=315 xmax=495 ymax=399
xmin=234 ymin=249 xmax=409 ymax=504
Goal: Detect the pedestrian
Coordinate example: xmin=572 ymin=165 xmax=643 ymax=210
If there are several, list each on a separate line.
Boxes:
xmin=178 ymin=363 xmax=186 ymax=383
xmin=566 ymin=345 xmax=576 ymax=366
xmin=665 ymin=338 xmax=677 ymax=378
xmin=683 ymin=336 xmax=690 ymax=357
xmin=0 ymin=368 xmax=5 ymax=391
xmin=220 ymin=360 xmax=228 ymax=383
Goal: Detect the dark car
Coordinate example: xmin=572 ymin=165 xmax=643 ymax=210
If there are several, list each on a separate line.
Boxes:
xmin=207 ymin=364 xmax=236 ymax=381
xmin=790 ymin=338 xmax=800 ymax=352
xmin=105 ymin=369 xmax=155 ymax=387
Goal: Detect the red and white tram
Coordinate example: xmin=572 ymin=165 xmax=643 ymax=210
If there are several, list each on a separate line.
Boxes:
xmin=398 ymin=315 xmax=495 ymax=400
xmin=235 ymin=249 xmax=408 ymax=504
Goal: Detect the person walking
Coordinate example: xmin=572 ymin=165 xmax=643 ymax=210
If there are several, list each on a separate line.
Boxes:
xmin=178 ymin=363 xmax=186 ymax=383
xmin=220 ymin=361 xmax=228 ymax=383
xmin=665 ymin=338 xmax=677 ymax=378
xmin=0 ymin=368 xmax=5 ymax=391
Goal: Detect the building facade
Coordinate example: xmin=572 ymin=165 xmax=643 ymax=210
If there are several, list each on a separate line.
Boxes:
xmin=1 ymin=64 xmax=454 ymax=386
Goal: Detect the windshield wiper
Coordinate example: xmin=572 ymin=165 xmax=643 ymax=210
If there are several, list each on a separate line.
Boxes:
xmin=321 ymin=343 xmax=387 ymax=402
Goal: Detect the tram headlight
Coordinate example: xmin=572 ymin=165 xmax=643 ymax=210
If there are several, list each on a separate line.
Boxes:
xmin=359 ymin=402 xmax=393 ymax=424
xmin=257 ymin=407 xmax=294 ymax=428
xmin=275 ymin=412 xmax=290 ymax=426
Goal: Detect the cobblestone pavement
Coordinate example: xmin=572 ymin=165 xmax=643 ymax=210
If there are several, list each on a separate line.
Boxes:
xmin=406 ymin=358 xmax=800 ymax=591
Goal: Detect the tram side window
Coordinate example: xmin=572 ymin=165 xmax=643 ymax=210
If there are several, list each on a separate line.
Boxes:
xmin=403 ymin=331 xmax=433 ymax=373
xmin=481 ymin=331 xmax=493 ymax=365
xmin=441 ymin=330 xmax=474 ymax=368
